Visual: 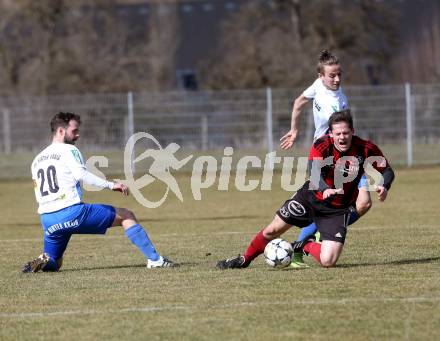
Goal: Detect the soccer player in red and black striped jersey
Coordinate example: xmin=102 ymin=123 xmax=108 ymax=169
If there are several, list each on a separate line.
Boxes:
xmin=308 ymin=114 xmax=392 ymax=209
xmin=217 ymin=109 xmax=394 ymax=269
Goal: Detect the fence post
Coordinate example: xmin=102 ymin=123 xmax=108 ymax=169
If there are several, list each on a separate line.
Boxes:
xmin=405 ymin=83 xmax=413 ymax=167
xmin=201 ymin=115 xmax=208 ymax=151
xmin=266 ymin=87 xmax=274 ymax=169
xmin=2 ymin=109 xmax=11 ymax=154
xmin=127 ymin=91 xmax=135 ymax=173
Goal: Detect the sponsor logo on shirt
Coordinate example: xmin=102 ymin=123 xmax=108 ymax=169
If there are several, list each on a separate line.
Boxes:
xmin=71 ymin=150 xmax=83 ymax=164
xmin=314 ymin=101 xmax=321 ymax=112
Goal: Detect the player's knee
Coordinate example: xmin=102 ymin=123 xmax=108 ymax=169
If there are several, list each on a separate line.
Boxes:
xmin=320 ymin=259 xmax=337 ymax=268
xmin=119 ymin=208 xmax=137 ymax=221
xmin=356 ymin=199 xmax=372 ymax=216
xmin=42 ymin=257 xmax=62 ymax=272
xmin=320 ymin=255 xmax=337 ymax=268
xmin=319 ymin=252 xmax=338 ymax=268
xmin=356 ymin=190 xmax=372 ymax=216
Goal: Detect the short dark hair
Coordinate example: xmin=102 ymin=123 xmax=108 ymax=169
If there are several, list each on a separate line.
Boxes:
xmin=317 ymin=49 xmax=339 ymax=74
xmin=50 ymin=112 xmax=81 ymax=133
xmin=328 ymin=109 xmax=353 ymax=131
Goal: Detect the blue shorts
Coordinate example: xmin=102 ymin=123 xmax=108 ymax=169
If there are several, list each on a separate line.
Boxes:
xmin=40 ymin=203 xmax=116 ymax=260
xmin=358 ymin=174 xmax=368 ymax=189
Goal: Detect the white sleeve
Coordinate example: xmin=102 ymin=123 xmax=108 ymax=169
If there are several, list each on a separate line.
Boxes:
xmin=302 ymin=80 xmax=317 ymax=99
xmin=64 ymin=146 xmax=114 ymax=190
xmin=80 ymin=170 xmax=115 ymax=190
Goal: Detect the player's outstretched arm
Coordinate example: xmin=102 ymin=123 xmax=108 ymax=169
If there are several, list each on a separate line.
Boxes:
xmin=280 ymin=130 xmax=298 ymax=150
xmin=280 ymin=95 xmax=310 ymax=150
xmin=112 ymin=182 xmax=129 ymax=196
xmin=66 ymin=145 xmax=115 ymax=191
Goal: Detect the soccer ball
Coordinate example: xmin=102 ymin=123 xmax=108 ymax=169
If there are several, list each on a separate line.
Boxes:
xmin=264 ymin=238 xmax=293 ymax=268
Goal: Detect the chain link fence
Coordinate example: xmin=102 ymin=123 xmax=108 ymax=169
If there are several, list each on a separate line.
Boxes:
xmin=1 ymin=83 xmax=439 ymax=178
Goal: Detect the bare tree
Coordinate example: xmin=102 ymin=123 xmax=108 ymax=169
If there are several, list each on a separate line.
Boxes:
xmin=145 ymin=3 xmax=180 ymax=91
xmin=199 ymin=0 xmax=399 ymax=89
xmin=0 ymin=0 xmax=65 ymax=95
xmin=393 ymin=1 xmax=440 ymax=83
xmin=0 ymin=0 xmax=181 ymax=96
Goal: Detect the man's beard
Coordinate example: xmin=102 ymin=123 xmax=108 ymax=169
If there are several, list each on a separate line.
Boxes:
xmin=64 ymin=136 xmax=77 ymax=145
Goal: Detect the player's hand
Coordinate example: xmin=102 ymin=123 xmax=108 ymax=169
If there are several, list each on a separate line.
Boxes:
xmin=323 ymin=188 xmax=343 ymax=199
xmin=280 ymin=129 xmax=298 ymax=150
xmin=375 ymin=186 xmax=388 ymax=201
xmin=113 ymin=182 xmax=129 ymax=196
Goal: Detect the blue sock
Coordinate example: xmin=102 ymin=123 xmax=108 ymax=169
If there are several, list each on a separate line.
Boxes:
xmin=348 ymin=210 xmax=360 ymax=225
xmin=42 ymin=257 xmax=59 ymax=272
xmin=125 ymin=224 xmax=160 ymax=261
xmin=297 ymin=223 xmax=318 ymax=242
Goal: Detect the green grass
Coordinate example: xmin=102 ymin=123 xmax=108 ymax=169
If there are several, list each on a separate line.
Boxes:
xmin=0 ymin=167 xmax=439 ymax=340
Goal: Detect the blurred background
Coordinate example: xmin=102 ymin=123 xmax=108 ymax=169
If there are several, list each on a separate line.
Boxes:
xmin=0 ymin=0 xmax=439 ymax=177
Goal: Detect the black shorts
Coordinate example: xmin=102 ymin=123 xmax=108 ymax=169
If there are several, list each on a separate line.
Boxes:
xmin=276 ymin=186 xmax=351 ymax=243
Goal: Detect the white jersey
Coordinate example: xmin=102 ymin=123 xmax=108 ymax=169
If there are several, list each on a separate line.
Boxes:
xmin=303 ymin=78 xmax=349 ymax=141
xmin=31 ymin=143 xmax=113 ymax=214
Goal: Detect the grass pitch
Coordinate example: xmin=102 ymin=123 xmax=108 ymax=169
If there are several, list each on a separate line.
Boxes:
xmin=0 ymin=167 xmax=439 ymax=340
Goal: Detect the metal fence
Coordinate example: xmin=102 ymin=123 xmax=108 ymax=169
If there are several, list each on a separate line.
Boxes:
xmin=1 ymin=83 xmax=439 ymax=178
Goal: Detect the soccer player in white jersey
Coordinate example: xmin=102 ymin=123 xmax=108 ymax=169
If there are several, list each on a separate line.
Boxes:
xmin=280 ymin=50 xmax=372 ymax=268
xmin=23 ymin=112 xmax=177 ymax=272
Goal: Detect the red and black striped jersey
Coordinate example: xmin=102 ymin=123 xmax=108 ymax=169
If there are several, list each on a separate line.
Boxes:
xmin=307 ymin=134 xmax=392 ymax=208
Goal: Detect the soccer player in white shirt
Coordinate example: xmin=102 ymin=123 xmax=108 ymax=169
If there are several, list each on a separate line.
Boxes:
xmin=280 ymin=50 xmax=372 ymax=267
xmin=23 ymin=112 xmax=177 ymax=272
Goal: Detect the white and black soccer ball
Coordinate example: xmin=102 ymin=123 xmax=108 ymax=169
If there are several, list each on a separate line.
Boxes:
xmin=264 ymin=238 xmax=293 ymax=268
